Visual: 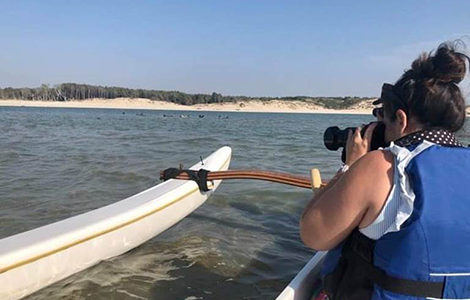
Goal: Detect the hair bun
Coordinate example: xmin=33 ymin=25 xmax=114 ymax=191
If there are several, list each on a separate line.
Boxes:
xmin=411 ymin=42 xmax=469 ymax=84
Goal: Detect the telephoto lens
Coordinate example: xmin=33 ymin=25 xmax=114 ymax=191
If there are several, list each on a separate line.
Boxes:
xmin=323 ymin=122 xmax=388 ymax=162
xmin=323 ymin=126 xmax=354 ymax=151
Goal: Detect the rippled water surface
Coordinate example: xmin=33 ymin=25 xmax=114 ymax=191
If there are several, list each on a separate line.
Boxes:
xmin=1 ymin=107 xmax=469 ymax=299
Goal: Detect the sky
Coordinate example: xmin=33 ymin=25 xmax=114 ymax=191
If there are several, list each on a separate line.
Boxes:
xmin=1 ymin=0 xmax=470 ymax=98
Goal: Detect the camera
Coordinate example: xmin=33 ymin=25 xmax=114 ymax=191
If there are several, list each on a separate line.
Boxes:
xmin=323 ymin=122 xmax=388 ymax=162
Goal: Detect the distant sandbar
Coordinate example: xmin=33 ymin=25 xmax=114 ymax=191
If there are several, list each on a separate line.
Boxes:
xmin=0 ymin=98 xmax=378 ymax=115
xmin=2 ymin=98 xmax=470 ymax=116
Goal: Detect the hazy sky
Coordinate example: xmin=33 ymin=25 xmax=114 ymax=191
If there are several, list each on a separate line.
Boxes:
xmin=1 ymin=0 xmax=469 ymax=98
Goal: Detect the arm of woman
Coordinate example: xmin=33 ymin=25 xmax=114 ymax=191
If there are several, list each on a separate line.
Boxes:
xmin=300 ymin=150 xmax=393 ymax=251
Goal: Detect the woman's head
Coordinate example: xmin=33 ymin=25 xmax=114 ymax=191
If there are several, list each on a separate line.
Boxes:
xmin=381 ymin=41 xmax=469 ymax=142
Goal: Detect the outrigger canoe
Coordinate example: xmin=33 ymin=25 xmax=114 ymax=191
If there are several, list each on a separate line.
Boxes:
xmin=276 ymin=251 xmax=327 ymax=300
xmin=0 ymin=146 xmax=231 ymax=300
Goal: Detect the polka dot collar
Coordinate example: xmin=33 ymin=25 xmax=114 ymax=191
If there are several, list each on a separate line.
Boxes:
xmin=394 ymin=129 xmax=463 ymax=148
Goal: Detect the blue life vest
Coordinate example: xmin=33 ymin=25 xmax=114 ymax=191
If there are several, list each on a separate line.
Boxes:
xmin=321 ymin=144 xmax=470 ymax=299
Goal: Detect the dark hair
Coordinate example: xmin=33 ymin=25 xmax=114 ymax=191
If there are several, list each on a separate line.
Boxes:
xmin=384 ymin=41 xmax=469 ymax=132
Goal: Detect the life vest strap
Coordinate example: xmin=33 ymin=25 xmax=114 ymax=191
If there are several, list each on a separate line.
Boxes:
xmin=362 ymin=256 xmax=444 ymax=298
xmin=345 ymin=231 xmax=444 ymax=298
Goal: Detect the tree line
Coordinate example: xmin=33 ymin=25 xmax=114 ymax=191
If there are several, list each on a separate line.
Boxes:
xmin=0 ymin=83 xmax=370 ymax=108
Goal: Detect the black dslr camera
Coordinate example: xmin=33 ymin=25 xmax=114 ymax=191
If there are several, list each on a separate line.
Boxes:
xmin=323 ymin=122 xmax=388 ymax=162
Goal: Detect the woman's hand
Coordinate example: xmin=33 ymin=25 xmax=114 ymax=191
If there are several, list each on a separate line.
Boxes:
xmin=345 ymin=122 xmax=377 ymax=166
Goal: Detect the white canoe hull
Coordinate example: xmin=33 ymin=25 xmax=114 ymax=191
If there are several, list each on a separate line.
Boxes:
xmin=0 ymin=146 xmax=231 ymax=300
xmin=276 ymin=251 xmax=327 ymax=300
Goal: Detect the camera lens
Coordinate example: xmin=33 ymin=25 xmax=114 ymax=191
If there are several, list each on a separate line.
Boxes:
xmin=324 ymin=126 xmax=340 ymax=150
xmin=323 ymin=122 xmax=387 ymax=151
xmin=323 ymin=126 xmax=354 ymax=151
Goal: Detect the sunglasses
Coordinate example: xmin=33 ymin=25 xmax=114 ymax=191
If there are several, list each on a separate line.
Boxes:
xmin=372 ymin=83 xmax=408 ymax=119
xmin=372 ymin=107 xmax=384 ymax=118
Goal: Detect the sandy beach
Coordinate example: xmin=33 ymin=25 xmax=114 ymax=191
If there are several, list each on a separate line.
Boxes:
xmin=0 ymin=98 xmax=378 ymax=114
xmin=1 ymin=98 xmax=469 ymax=115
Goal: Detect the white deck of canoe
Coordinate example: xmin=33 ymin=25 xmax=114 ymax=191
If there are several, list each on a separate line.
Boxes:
xmin=276 ymin=251 xmax=327 ymax=300
xmin=0 ymin=146 xmax=231 ymax=300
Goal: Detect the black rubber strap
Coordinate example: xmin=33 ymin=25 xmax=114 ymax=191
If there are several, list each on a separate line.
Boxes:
xmin=160 ymin=168 xmax=182 ymax=181
xmin=366 ymin=262 xmax=444 ymax=298
xmin=196 ymin=169 xmax=210 ymax=192
xmin=160 ymin=168 xmax=211 ymax=192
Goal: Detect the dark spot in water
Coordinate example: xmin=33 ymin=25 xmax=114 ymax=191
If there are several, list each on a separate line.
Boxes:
xmin=229 ymin=202 xmax=263 ymax=215
xmin=149 ymin=259 xmax=266 ymax=300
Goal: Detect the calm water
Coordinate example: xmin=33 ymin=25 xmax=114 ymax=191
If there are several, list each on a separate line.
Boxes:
xmin=1 ymin=107 xmax=469 ymax=300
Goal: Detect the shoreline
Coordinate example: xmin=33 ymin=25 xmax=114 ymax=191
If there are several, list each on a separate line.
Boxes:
xmin=0 ymin=98 xmax=375 ymax=115
xmin=2 ymin=98 xmax=469 ymax=116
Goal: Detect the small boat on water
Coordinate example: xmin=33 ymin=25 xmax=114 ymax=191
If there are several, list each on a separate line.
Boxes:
xmin=276 ymin=251 xmax=327 ymax=300
xmin=0 ymin=146 xmax=232 ymax=300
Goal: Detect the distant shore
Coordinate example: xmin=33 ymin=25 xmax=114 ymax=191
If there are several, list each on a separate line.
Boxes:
xmin=1 ymin=98 xmax=469 ymax=116
xmin=0 ymin=98 xmax=376 ymax=114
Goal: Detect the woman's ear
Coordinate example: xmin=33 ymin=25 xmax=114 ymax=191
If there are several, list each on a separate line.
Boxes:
xmin=395 ymin=109 xmax=408 ymax=134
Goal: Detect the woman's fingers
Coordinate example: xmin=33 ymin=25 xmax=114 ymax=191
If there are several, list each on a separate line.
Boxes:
xmin=363 ymin=122 xmax=377 ymax=141
xmin=346 ymin=128 xmax=353 ymax=146
xmin=345 ymin=123 xmax=379 ymax=166
xmin=353 ymin=127 xmax=362 ymax=143
xmin=363 ymin=122 xmax=378 ymax=149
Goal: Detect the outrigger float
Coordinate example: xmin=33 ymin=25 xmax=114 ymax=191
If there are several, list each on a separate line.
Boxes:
xmin=1 ymin=145 xmax=328 ymax=300
xmin=161 ymin=164 xmax=327 ymax=300
xmin=0 ymin=146 xmax=232 ymax=300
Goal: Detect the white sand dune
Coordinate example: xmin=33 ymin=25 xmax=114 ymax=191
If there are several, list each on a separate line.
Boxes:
xmin=0 ymin=98 xmax=379 ymax=115
xmin=2 ymin=97 xmax=469 ymax=115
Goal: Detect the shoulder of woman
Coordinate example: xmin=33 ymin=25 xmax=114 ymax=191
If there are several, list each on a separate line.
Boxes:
xmin=343 ymin=150 xmax=394 ymax=205
xmin=347 ymin=150 xmax=394 ymax=216
xmin=348 ymin=149 xmax=393 ymax=175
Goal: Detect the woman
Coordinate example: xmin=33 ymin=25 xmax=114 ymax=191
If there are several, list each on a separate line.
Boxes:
xmin=300 ymin=42 xmax=470 ymax=300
